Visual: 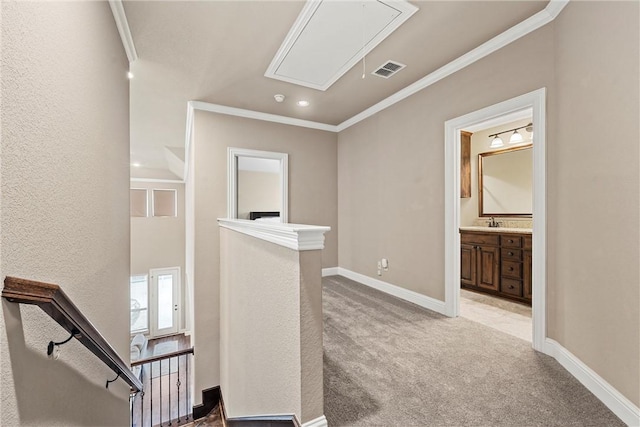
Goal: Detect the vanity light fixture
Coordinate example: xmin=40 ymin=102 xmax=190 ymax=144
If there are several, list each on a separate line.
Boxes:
xmin=488 ymin=122 xmax=532 ymax=147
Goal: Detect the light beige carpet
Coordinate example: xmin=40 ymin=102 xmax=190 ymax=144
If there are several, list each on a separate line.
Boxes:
xmin=323 ymin=275 xmax=624 ymax=427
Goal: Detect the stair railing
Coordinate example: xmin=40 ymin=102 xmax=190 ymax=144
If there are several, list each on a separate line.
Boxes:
xmin=130 ymin=347 xmax=195 ymax=427
xmin=2 ymin=276 xmax=143 ymax=392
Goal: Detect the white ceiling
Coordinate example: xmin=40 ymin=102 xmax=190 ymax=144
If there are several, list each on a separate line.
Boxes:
xmin=124 ymin=0 xmax=549 ymax=179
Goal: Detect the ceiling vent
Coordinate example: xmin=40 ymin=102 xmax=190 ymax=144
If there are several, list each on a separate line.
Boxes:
xmin=372 ymin=60 xmax=406 ymax=79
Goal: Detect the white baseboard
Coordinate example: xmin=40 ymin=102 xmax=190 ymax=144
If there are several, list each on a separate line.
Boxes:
xmin=302 ymin=415 xmax=328 ymax=427
xmin=321 ymin=267 xmax=339 ymax=277
xmin=335 ymin=267 xmax=447 ymax=315
xmin=544 ymin=339 xmax=640 ymax=426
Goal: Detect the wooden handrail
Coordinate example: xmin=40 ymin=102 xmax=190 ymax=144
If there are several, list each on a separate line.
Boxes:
xmin=2 ymin=276 xmax=143 ymax=392
xmin=131 ymin=346 xmax=194 ymax=367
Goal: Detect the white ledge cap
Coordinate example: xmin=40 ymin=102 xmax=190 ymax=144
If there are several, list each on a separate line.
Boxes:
xmin=218 ymin=218 xmax=331 ymax=251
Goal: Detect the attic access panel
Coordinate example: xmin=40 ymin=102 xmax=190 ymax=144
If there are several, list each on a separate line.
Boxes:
xmin=265 ymin=0 xmax=418 ymax=91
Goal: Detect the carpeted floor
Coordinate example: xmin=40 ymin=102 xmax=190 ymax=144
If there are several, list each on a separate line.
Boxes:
xmin=323 ymin=275 xmax=624 ymax=427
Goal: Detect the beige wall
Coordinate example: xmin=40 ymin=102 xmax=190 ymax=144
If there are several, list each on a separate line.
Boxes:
xmin=1 ymin=2 xmax=131 ymax=425
xmin=131 ymin=182 xmax=187 ymax=332
xmin=237 ymin=170 xmax=281 ymax=219
xmin=548 ymin=1 xmax=639 ymax=405
xmin=192 ymin=112 xmax=337 ymax=401
xmin=461 ymin=119 xmax=532 ymax=226
xmin=338 ymin=2 xmax=639 ymax=407
xmin=219 ymin=228 xmax=323 ymax=423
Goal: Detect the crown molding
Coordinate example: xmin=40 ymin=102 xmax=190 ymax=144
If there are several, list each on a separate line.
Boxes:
xmin=335 ymin=0 xmax=569 ymax=131
xmin=108 ymin=0 xmax=138 ymax=63
xmin=189 ymin=101 xmax=338 ymax=133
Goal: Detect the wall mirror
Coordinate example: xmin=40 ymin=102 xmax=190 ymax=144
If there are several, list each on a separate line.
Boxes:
xmin=228 ymin=147 xmax=288 ymax=223
xmin=478 ymin=144 xmax=532 ymax=217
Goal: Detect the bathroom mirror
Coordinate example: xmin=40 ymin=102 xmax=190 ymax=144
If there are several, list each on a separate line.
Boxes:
xmin=478 ymin=145 xmax=532 ymax=217
xmin=228 ymin=147 xmax=288 ymax=223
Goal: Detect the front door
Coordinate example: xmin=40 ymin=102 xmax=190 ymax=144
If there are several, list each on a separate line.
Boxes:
xmin=150 ymin=267 xmax=180 ymax=337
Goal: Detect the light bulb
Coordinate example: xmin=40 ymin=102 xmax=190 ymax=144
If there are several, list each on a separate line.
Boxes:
xmin=509 ymin=130 xmax=523 ymax=144
xmin=490 ymin=136 xmax=504 ymax=148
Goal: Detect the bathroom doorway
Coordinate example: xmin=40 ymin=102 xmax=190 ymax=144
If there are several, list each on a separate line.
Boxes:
xmin=444 ymin=89 xmax=547 ymax=352
xmin=458 ymin=114 xmax=533 ymax=342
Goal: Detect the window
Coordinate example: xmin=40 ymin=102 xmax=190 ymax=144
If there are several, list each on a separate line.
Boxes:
xmin=130 ymin=189 xmax=148 ymax=217
xmin=130 ymin=275 xmax=149 ymax=334
xmin=152 ymin=189 xmax=177 ymax=217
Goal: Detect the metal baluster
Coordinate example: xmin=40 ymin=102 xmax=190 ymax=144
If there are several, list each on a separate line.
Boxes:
xmin=141 ymin=368 xmax=144 ymax=427
xmin=186 ymin=354 xmax=189 ymax=421
xmin=150 ymin=362 xmax=153 ymax=427
xmin=168 ymin=356 xmax=172 ymax=426
xmin=177 ymin=355 xmax=181 ymax=423
xmin=158 ymin=359 xmax=163 ymax=425
xmin=130 ymin=392 xmax=133 ymax=427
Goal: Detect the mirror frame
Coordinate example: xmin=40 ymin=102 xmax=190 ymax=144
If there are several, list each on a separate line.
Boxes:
xmin=227 ymin=147 xmax=288 ymax=223
xmin=478 ymin=144 xmax=532 ymax=218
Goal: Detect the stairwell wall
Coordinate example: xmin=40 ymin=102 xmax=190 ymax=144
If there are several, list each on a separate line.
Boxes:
xmin=0 ymin=2 xmax=131 ymax=425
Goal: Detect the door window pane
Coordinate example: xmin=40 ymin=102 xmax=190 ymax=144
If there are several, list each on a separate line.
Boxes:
xmin=130 ymin=189 xmax=148 ymax=217
xmin=130 ymin=275 xmax=148 ymax=333
xmin=157 ymin=274 xmax=174 ymax=329
xmin=152 ymin=189 xmax=177 ymax=217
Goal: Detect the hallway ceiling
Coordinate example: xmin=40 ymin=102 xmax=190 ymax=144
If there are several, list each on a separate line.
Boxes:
xmin=125 ymin=0 xmax=548 ymax=179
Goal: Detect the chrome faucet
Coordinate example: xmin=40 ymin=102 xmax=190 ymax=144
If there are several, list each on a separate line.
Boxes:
xmin=487 ymin=217 xmax=501 ymax=228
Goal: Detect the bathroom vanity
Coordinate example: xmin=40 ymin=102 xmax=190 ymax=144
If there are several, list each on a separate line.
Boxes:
xmin=460 ymin=227 xmax=532 ymax=304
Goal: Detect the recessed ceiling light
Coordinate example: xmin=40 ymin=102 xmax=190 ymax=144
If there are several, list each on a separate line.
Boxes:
xmin=131 ymin=162 xmax=141 ymax=167
xmin=127 ymin=71 xmax=134 ymax=79
xmin=297 ymin=100 xmax=310 ymax=107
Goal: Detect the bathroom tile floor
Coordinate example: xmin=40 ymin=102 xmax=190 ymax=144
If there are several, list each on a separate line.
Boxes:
xmin=460 ymin=289 xmax=532 ymax=342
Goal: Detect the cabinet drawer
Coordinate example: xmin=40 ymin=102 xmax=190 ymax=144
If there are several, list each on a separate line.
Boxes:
xmin=460 ymin=232 xmax=499 ymax=246
xmin=501 ymin=278 xmax=523 ymax=297
xmin=501 ymin=248 xmax=522 ymax=261
xmin=524 ymin=235 xmax=532 ymax=250
xmin=502 ymin=260 xmax=522 ymax=278
xmin=501 ymin=235 xmax=523 ymax=248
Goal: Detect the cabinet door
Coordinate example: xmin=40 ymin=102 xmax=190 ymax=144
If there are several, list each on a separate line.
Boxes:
xmin=477 ymin=245 xmax=500 ymax=291
xmin=523 ymin=250 xmax=532 ymax=300
xmin=461 ymin=243 xmax=477 ymax=287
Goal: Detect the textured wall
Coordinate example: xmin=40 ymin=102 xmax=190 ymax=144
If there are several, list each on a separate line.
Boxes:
xmin=338 ymin=2 xmax=639 ymax=407
xmin=218 ymin=228 xmax=323 ymax=423
xmin=192 ymin=112 xmax=337 ymax=399
xmin=131 ymin=182 xmax=187 ymax=331
xmin=548 ymin=1 xmax=639 ymax=405
xmin=1 ymin=2 xmax=131 ymax=425
xmin=219 ymin=229 xmax=300 ymax=419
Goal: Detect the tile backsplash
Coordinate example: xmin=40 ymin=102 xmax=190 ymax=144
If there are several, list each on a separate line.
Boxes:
xmin=473 ymin=218 xmax=533 ymax=228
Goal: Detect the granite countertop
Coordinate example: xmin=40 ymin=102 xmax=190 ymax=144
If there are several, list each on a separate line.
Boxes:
xmin=459 ymin=226 xmax=532 ymax=234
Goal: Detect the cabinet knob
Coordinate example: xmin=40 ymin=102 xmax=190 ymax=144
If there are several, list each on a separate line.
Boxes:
xmin=509 ymin=285 xmax=515 ymax=289
xmin=508 ymin=252 xmax=514 ymax=256
xmin=508 ymin=239 xmax=514 ymax=243
xmin=509 ymin=267 xmax=514 ymax=271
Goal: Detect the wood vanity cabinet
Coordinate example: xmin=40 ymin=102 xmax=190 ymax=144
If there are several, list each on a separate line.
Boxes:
xmin=460 ymin=230 xmax=532 ymax=304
